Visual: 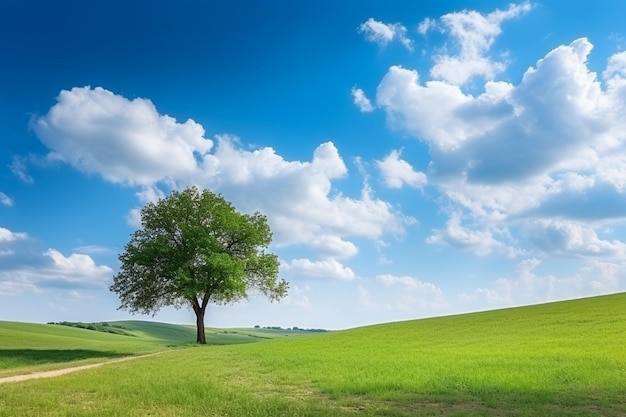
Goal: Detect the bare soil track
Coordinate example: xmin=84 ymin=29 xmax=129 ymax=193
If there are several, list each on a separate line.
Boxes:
xmin=0 ymin=351 xmax=163 ymax=384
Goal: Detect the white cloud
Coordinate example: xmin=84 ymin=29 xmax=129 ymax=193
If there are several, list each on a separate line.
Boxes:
xmin=125 ymin=186 xmax=167 ymax=228
xmin=466 ymin=258 xmax=626 ymax=307
xmin=375 ymin=32 xmax=626 ymax=259
xmin=0 ymin=192 xmax=13 ymax=207
xmin=126 ymin=208 xmax=142 ymax=229
xmin=603 ymin=50 xmax=626 ymax=80
xmin=0 ymin=227 xmax=28 ymax=242
xmin=417 ymin=17 xmax=435 ymax=35
xmin=426 ymin=212 xmax=502 ymax=256
xmin=282 ymin=258 xmax=355 ymax=280
xmin=198 ymin=137 xmax=413 ymax=252
xmin=526 ymin=219 xmax=626 ymax=259
xmin=41 ymin=249 xmax=113 ymax=287
xmin=359 ymin=18 xmax=412 ymax=51
xmin=135 ymin=186 xmax=166 ymax=204
xmin=424 ymin=2 xmax=533 ymax=85
xmin=377 ymin=65 xmax=499 ymax=151
xmin=0 ymin=280 xmax=41 ymax=296
xmin=351 ymin=87 xmax=375 ymax=112
xmin=369 ymin=274 xmax=447 ymax=311
xmin=0 ymin=228 xmax=113 ymax=295
xmin=376 ymin=273 xmax=440 ymax=293
xmin=73 ymin=245 xmax=113 ymax=255
xmin=34 ymin=86 xmax=213 ymax=186
xmin=10 ymin=156 xmax=33 ymax=184
xmin=33 ymin=88 xmax=413 ymax=259
xmin=306 ymin=235 xmax=358 ymax=259
xmin=376 ymin=149 xmax=427 ymax=189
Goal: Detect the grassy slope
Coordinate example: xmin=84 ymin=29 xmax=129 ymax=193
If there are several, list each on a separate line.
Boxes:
xmin=0 ymin=320 xmax=312 ymax=377
xmin=112 ymin=320 xmax=310 ymax=344
xmin=0 ymin=321 xmax=179 ymax=377
xmin=2 ymin=293 xmax=626 ymax=416
xmin=109 ymin=320 xmax=197 ymax=343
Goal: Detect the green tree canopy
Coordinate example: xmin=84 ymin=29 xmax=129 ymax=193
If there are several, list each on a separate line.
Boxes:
xmin=110 ymin=187 xmax=288 ymax=343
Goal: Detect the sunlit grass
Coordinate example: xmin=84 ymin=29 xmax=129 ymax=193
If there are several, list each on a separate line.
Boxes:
xmin=0 ymin=321 xmax=171 ymax=377
xmin=2 ymin=293 xmax=626 ymax=416
xmin=0 ymin=320 xmax=316 ymax=378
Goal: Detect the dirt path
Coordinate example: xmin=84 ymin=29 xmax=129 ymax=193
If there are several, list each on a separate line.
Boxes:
xmin=0 ymin=351 xmax=164 ymax=384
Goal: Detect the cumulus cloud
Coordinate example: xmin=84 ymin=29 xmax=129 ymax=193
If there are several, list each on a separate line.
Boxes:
xmin=466 ymin=258 xmax=626 ymax=307
xmin=426 ymin=212 xmax=515 ymax=256
xmin=377 ymin=65 xmax=497 ymax=151
xmin=526 ymin=219 xmax=626 ymax=259
xmin=0 ymin=192 xmax=13 ymax=207
xmin=351 ymin=87 xmax=375 ymax=112
xmin=525 ymin=182 xmax=626 ymax=220
xmin=603 ymin=50 xmax=626 ymax=80
xmin=376 ymin=149 xmax=427 ymax=189
xmin=421 ymin=2 xmax=533 ymax=85
xmin=0 ymin=227 xmax=112 ymax=295
xmin=306 ymin=235 xmax=358 ymax=259
xmin=377 ymin=36 xmax=617 ymax=188
xmin=34 ymin=86 xmax=213 ymax=186
xmin=44 ymin=248 xmax=110 ymax=285
xmin=198 ymin=137 xmax=413 ymax=252
xmin=31 ymin=88 xmax=413 ymax=259
xmin=359 ymin=18 xmax=412 ymax=50
xmin=282 ymin=258 xmax=355 ymax=280
xmin=0 ymin=227 xmax=27 ymax=242
xmin=374 ymin=26 xmax=626 ymax=258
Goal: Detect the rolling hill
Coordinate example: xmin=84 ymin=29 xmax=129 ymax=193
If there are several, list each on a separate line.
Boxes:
xmin=2 ymin=293 xmax=626 ymax=416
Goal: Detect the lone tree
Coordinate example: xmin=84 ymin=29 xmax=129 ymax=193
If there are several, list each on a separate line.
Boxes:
xmin=110 ymin=187 xmax=288 ymax=344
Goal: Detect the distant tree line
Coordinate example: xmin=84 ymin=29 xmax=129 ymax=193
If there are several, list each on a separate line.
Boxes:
xmin=254 ymin=325 xmax=328 ymax=332
xmin=47 ymin=321 xmax=135 ymax=336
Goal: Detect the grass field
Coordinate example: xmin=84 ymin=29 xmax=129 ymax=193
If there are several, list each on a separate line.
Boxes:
xmin=2 ymin=293 xmax=626 ymax=416
xmin=0 ymin=320 xmax=302 ymax=378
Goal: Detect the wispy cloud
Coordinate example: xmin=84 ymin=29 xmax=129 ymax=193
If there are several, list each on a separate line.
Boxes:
xmin=351 ymin=87 xmax=374 ymax=113
xmin=359 ymin=18 xmax=412 ymax=51
xmin=9 ymin=156 xmax=33 ymax=184
xmin=0 ymin=192 xmax=13 ymax=207
xmin=73 ymin=245 xmax=114 ymax=255
xmin=370 ymin=274 xmax=448 ymax=310
xmin=420 ymin=2 xmax=533 ymax=85
xmin=465 ymin=258 xmax=626 ymax=307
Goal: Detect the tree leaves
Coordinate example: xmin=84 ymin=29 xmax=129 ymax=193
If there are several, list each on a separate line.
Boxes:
xmin=110 ymin=186 xmax=288 ymax=317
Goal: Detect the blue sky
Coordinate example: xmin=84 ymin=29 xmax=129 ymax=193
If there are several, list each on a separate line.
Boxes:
xmin=2 ymin=0 xmax=626 ymax=329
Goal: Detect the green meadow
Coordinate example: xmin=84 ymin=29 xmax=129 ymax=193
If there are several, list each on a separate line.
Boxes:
xmin=0 ymin=320 xmax=297 ymax=378
xmin=2 ymin=293 xmax=626 ymax=416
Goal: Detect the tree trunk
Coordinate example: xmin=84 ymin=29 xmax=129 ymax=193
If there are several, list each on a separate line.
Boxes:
xmin=193 ymin=304 xmax=207 ymax=344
